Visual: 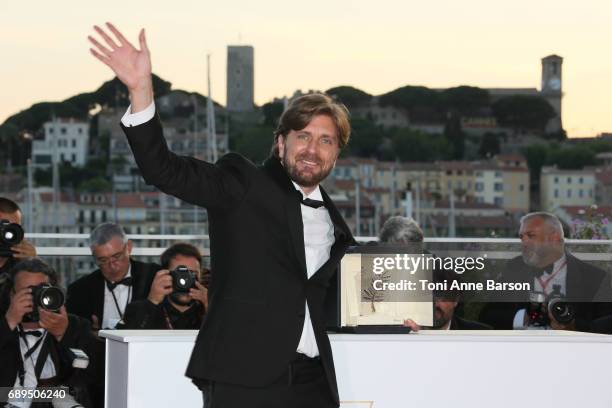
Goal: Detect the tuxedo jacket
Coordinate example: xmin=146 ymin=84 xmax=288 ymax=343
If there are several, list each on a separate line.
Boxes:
xmin=66 ymin=259 xmax=159 ymax=325
xmin=122 ymin=115 xmax=355 ymax=403
xmin=0 ymin=313 xmax=104 ymax=405
xmin=479 ymin=253 xmax=612 ymax=331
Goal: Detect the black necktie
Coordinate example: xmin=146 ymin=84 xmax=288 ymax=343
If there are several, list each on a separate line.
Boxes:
xmin=106 ymin=276 xmax=133 ymax=291
xmin=301 ymin=198 xmax=325 ymax=209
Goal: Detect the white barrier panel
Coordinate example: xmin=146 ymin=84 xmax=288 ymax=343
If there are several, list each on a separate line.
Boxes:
xmin=100 ymin=330 xmax=612 ymax=408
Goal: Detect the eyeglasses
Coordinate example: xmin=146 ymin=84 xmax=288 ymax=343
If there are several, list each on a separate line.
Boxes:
xmin=95 ymin=243 xmax=128 ymax=267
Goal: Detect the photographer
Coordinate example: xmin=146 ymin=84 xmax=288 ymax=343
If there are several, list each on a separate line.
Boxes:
xmin=480 ymin=212 xmax=612 ymax=331
xmin=66 ymin=223 xmax=158 ymax=331
xmin=123 ymin=243 xmax=208 ymax=330
xmin=0 ymin=258 xmax=103 ymax=407
xmin=0 ymin=197 xmax=37 ymax=276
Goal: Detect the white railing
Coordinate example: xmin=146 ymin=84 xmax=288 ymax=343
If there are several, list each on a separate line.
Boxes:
xmin=23 ymin=233 xmax=612 ymax=260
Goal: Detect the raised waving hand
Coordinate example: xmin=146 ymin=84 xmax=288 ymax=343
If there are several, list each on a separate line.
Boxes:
xmin=88 ymin=22 xmax=153 ymax=111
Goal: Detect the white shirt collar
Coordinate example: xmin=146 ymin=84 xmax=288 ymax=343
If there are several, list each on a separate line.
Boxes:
xmin=291 ymin=181 xmax=323 ymax=201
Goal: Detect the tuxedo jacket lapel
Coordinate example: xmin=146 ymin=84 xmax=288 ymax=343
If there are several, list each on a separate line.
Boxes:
xmin=263 ymin=156 xmax=308 ymax=279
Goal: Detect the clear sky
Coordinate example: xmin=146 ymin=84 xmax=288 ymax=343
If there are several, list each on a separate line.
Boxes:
xmin=1 ymin=0 xmax=610 ymax=137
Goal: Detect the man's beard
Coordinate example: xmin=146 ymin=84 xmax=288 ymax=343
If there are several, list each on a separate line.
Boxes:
xmin=522 ymin=244 xmax=553 ymax=268
xmin=283 ymin=151 xmax=333 ymax=188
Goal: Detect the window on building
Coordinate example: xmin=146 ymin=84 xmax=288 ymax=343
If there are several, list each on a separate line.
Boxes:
xmin=554 ymin=177 xmax=558 ymax=183
xmin=72 ymin=139 xmax=77 ymax=147
xmin=494 ymin=197 xmax=504 ymax=206
xmin=519 ymin=184 xmax=525 ymax=192
xmin=554 ymin=189 xmax=559 ymax=198
xmin=567 ymin=190 xmax=572 ymax=198
xmin=61 ymin=127 xmax=67 ymax=135
xmin=49 ymin=128 xmax=54 ymax=134
xmin=579 ymin=177 xmax=584 ymax=184
xmin=567 ymin=177 xmax=572 ymax=183
xmin=579 ymin=189 xmax=583 ymax=198
xmin=494 ymin=183 xmax=503 ymax=191
xmin=78 ymin=128 xmax=83 ymax=135
xmin=494 ymin=171 xmax=502 ymax=178
xmin=71 ymin=154 xmax=76 ymax=162
xmin=475 ymin=182 xmax=484 ymax=192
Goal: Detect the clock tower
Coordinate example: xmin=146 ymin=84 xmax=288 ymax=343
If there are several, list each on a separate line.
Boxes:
xmin=541 ymin=55 xmax=563 ymax=133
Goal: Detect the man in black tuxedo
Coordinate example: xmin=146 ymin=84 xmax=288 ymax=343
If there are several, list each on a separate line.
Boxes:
xmin=480 ymin=212 xmax=612 ymax=331
xmin=66 ymin=222 xmax=158 ymax=330
xmin=123 ymin=242 xmax=208 ymax=330
xmin=0 ymin=258 xmax=103 ymax=407
xmin=88 ymin=23 xmax=355 ymax=407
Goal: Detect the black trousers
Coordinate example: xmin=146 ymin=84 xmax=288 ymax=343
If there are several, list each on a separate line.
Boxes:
xmin=201 ymin=354 xmax=338 ymax=408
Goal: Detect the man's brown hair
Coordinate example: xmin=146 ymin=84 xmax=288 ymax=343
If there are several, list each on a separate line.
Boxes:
xmin=271 ymin=93 xmax=351 ymax=158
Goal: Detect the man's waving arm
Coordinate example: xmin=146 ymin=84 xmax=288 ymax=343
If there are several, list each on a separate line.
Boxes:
xmin=88 ymin=23 xmax=249 ymax=209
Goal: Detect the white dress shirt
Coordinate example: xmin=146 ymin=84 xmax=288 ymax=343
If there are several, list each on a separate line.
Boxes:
xmin=102 ymin=266 xmax=132 ymax=329
xmin=292 ymin=181 xmax=335 ymax=357
xmin=9 ymin=329 xmax=55 ymax=408
xmin=121 ymin=104 xmax=337 ymax=356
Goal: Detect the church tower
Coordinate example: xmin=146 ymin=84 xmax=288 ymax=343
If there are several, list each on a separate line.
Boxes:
xmin=541 ymin=55 xmax=563 ymax=133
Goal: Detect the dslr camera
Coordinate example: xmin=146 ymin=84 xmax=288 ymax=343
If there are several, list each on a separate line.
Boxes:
xmin=0 ymin=219 xmax=24 ymax=257
xmin=527 ymin=285 xmax=575 ymax=327
xmin=170 ymin=265 xmax=197 ymax=293
xmin=23 ymin=283 xmax=66 ymax=322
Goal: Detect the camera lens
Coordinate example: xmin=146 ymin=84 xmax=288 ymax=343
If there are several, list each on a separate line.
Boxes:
xmin=171 ymin=266 xmax=196 ymax=293
xmin=39 ymin=286 xmax=65 ymax=311
xmin=0 ymin=220 xmax=24 ymax=246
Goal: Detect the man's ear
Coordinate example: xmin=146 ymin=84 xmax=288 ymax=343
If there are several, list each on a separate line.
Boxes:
xmin=126 ymin=240 xmax=133 ymax=255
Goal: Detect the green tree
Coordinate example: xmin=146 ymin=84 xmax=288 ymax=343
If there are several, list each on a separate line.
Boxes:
xmin=440 ymin=86 xmax=490 ymax=114
xmin=262 ymin=101 xmax=284 ymax=127
xmin=548 ymin=146 xmax=596 ymax=170
xmin=492 ymin=96 xmax=556 ymax=133
xmin=389 ymin=128 xmax=453 ymax=162
xmin=444 ymin=113 xmax=466 ymax=160
xmin=344 ymin=118 xmax=384 ymax=157
xmin=478 ymin=132 xmax=501 ymax=158
xmin=326 ymin=86 xmax=372 ymax=108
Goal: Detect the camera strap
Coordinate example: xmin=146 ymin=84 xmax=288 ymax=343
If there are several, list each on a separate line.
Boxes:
xmin=108 ymin=284 xmax=132 ymax=322
xmin=17 ymin=327 xmax=49 ymax=386
xmin=537 ymin=259 xmax=567 ymax=293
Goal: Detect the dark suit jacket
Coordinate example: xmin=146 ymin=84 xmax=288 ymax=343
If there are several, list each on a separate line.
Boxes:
xmin=123 ymin=298 xmax=204 ymax=330
xmin=122 ymin=115 xmax=355 ymax=403
xmin=0 ymin=313 xmax=104 ymax=406
xmin=479 ymin=253 xmax=612 ymax=331
xmin=66 ymin=259 xmax=159 ymax=326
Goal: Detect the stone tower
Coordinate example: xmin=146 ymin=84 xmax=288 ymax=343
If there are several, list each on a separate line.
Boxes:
xmin=541 ymin=55 xmax=563 ymax=133
xmin=226 ymin=45 xmax=254 ymax=112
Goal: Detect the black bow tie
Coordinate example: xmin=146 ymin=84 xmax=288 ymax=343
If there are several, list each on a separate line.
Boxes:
xmin=301 ymin=198 xmax=325 ymax=209
xmin=23 ymin=330 xmax=43 ymax=338
xmin=106 ymin=277 xmax=133 ymax=291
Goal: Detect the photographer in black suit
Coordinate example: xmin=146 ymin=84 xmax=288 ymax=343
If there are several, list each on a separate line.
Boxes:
xmin=480 ymin=212 xmax=612 ymax=331
xmin=0 ymin=197 xmax=37 ymax=276
xmin=0 ymin=258 xmax=103 ymax=407
xmin=88 ymin=23 xmax=355 ymax=408
xmin=123 ymin=243 xmax=208 ymax=330
xmin=66 ymin=223 xmax=158 ymax=330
